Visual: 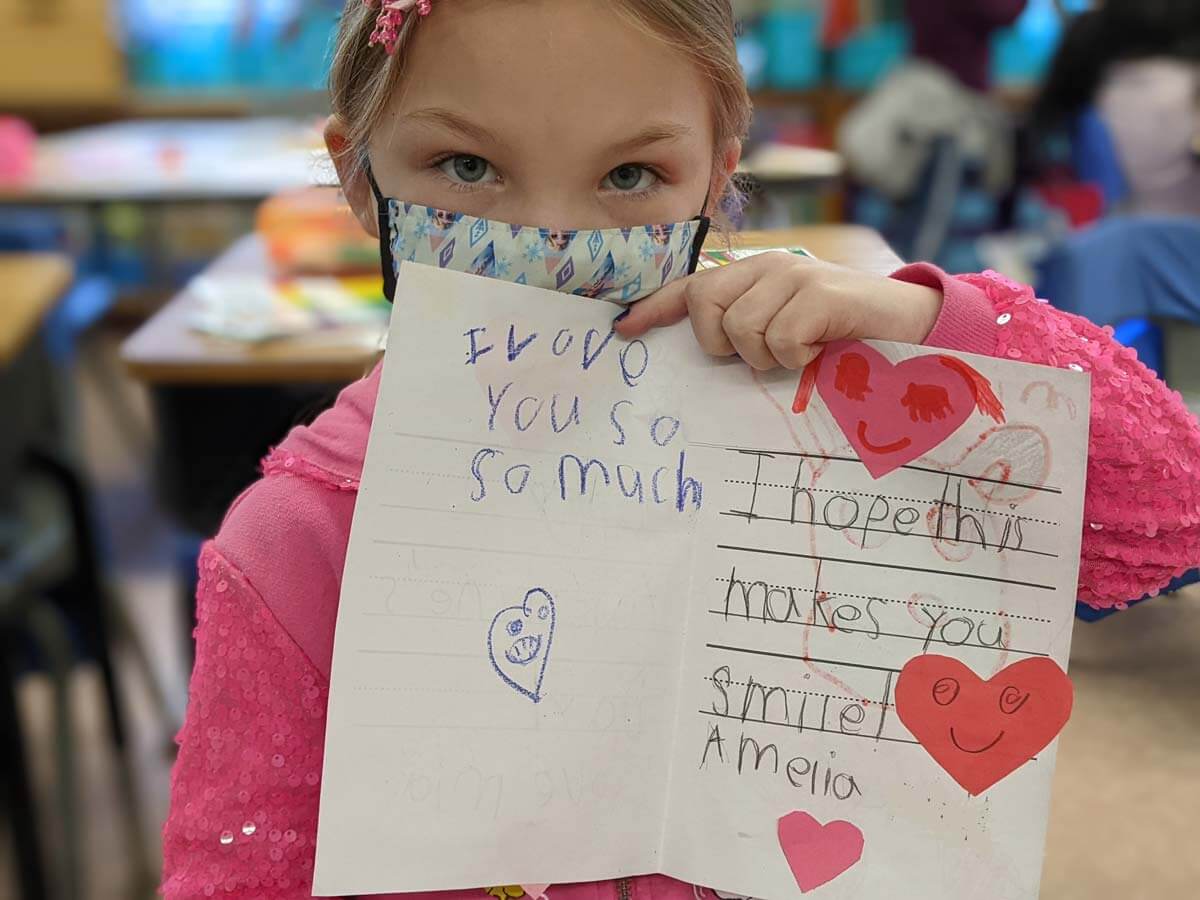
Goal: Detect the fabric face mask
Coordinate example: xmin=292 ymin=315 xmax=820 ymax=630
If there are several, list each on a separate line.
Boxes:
xmin=366 ymin=166 xmax=710 ymax=304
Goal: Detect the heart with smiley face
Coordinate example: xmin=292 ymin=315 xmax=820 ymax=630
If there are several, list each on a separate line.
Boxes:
xmin=792 ymin=340 xmax=1006 ymax=479
xmin=487 ymin=588 xmax=556 ymax=703
xmin=895 ymin=654 xmax=1074 ymax=795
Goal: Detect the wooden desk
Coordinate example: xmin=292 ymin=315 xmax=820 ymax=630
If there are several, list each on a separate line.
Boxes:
xmin=120 ymin=236 xmax=383 ymax=386
xmin=732 ymin=225 xmax=900 ymax=277
xmin=0 ymin=254 xmax=72 ymax=366
xmin=121 ymin=226 xmax=901 ymax=386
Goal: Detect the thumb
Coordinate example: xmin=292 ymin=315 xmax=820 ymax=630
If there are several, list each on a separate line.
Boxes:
xmin=614 ymin=277 xmax=690 ymax=338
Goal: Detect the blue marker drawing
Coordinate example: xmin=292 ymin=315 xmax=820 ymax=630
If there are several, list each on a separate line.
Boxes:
xmin=487 ymin=588 xmax=556 ymax=703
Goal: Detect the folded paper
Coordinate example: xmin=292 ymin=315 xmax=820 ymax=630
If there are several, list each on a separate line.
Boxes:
xmin=314 ymin=263 xmax=1090 ymax=900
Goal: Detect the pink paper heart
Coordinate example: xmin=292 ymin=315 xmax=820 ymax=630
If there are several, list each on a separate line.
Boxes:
xmin=777 ymin=811 xmax=864 ymax=893
xmin=521 ymin=884 xmax=550 ymax=900
xmin=793 ymin=340 xmax=1004 ymax=479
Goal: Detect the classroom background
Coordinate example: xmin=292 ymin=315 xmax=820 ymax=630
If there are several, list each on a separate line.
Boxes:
xmin=1 ymin=1 xmax=1198 ymax=898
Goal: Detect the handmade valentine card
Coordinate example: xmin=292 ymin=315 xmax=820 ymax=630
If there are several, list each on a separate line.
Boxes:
xmin=315 ymin=266 xmax=1090 ymax=900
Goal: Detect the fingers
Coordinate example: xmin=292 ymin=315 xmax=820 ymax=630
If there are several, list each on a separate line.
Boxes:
xmin=680 ymin=262 xmax=776 ymax=358
xmin=715 ymin=269 xmax=800 ymax=369
xmin=615 ymin=251 xmax=798 ymax=339
xmin=763 ymin=295 xmax=829 ymax=370
xmin=614 ymin=277 xmax=689 ymax=338
xmin=617 ymin=252 xmax=851 ymax=371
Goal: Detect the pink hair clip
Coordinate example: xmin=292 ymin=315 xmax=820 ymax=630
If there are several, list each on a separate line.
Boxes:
xmin=366 ymin=0 xmax=433 ymax=55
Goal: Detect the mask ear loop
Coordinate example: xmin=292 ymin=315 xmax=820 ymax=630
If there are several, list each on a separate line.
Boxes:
xmin=364 ymin=160 xmax=398 ymax=302
xmin=686 ymin=185 xmax=714 ymax=275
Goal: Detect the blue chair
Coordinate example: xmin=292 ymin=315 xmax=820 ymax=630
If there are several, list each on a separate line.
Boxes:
xmin=0 ymin=214 xmax=157 ymax=896
xmin=0 ymin=209 xmax=152 ymax=460
xmin=1112 ymin=317 xmax=1165 ymax=378
xmin=0 ymin=301 xmax=144 ymax=899
xmin=0 ymin=210 xmax=115 ymax=364
xmin=1036 ymin=216 xmax=1200 ymax=375
xmin=1076 ymin=570 xmax=1200 ymax=621
xmin=1035 ymin=216 xmax=1200 ymax=617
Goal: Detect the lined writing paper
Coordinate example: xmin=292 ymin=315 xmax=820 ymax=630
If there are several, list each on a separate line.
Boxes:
xmin=314 ymin=264 xmax=1089 ymax=900
xmin=662 ymin=343 xmax=1087 ymax=898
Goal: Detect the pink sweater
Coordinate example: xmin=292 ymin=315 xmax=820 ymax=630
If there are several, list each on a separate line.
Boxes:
xmin=161 ymin=268 xmax=1200 ymax=899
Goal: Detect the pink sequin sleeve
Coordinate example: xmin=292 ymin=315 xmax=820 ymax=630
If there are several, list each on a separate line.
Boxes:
xmin=954 ymin=271 xmax=1200 ymax=609
xmin=160 ymin=544 xmax=330 ymax=899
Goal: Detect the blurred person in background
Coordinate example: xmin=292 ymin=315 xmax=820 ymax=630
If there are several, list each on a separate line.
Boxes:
xmin=1032 ymin=0 xmax=1200 ymax=217
xmin=1027 ymin=1 xmax=1200 ymax=394
xmin=838 ymin=2 xmax=1028 ymax=266
xmin=907 ymin=0 xmax=1028 ymax=92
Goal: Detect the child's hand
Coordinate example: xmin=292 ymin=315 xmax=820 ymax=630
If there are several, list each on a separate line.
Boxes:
xmin=615 ymin=252 xmax=943 ymax=370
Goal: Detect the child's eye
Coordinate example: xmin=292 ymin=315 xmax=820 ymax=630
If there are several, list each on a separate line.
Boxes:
xmin=603 ymin=164 xmax=659 ymax=193
xmin=437 ymin=154 xmax=498 ymax=185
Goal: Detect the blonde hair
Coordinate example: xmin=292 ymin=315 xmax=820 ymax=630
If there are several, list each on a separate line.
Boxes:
xmin=328 ymin=0 xmax=752 ymax=208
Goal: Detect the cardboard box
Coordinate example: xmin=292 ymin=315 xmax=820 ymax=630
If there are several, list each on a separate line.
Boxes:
xmin=0 ymin=0 xmax=125 ymax=107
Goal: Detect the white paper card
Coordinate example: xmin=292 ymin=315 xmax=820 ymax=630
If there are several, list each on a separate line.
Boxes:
xmin=315 ymin=264 xmax=1090 ymax=900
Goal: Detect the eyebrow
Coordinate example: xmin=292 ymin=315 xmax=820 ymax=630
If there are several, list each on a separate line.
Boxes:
xmin=607 ymin=122 xmax=695 ymax=156
xmin=402 ymin=107 xmax=503 ymax=147
xmin=401 ymin=108 xmax=693 ymax=157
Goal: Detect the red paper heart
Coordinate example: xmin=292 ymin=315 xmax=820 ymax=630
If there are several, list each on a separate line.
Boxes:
xmin=776 ymin=811 xmax=864 ymax=893
xmin=792 ymin=341 xmax=1004 ymax=479
xmin=895 ymin=655 xmax=1074 ymax=795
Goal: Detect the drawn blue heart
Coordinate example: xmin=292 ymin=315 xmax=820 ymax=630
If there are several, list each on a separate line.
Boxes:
xmin=487 ymin=588 xmax=556 ymax=703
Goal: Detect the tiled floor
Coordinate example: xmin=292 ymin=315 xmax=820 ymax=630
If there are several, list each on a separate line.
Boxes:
xmin=1042 ymin=589 xmax=1200 ymax=899
xmin=3 ymin=329 xmax=1199 ymax=899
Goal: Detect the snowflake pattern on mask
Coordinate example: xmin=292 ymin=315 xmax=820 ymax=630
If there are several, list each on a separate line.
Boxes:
xmin=384 ymin=201 xmax=705 ymax=304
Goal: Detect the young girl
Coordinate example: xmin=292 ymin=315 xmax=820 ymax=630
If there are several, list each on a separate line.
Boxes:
xmin=161 ymin=0 xmax=1200 ymax=897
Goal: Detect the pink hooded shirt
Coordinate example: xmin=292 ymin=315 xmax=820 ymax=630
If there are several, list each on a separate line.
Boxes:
xmin=161 ymin=266 xmax=1200 ymax=899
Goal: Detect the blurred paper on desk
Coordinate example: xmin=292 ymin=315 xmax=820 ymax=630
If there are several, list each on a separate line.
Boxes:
xmin=188 ymin=274 xmax=388 ymax=343
xmin=26 ymin=119 xmax=324 ymax=202
xmin=699 ymin=246 xmax=812 ymax=268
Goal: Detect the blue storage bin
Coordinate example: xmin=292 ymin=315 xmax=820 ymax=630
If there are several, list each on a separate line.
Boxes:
xmin=938 ymin=239 xmax=984 ymax=276
xmin=763 ymin=10 xmax=821 ymax=90
xmin=736 ymin=28 xmax=769 ymax=93
xmin=953 ymin=189 xmax=998 ymax=231
xmin=125 ymin=0 xmax=338 ymax=93
xmin=851 ymin=191 xmax=892 ymax=232
xmin=834 ymin=23 xmax=909 ymax=91
xmin=261 ymin=8 xmax=340 ymax=90
xmin=991 ymin=0 xmax=1062 ymax=86
xmin=133 ymin=23 xmax=237 ymax=91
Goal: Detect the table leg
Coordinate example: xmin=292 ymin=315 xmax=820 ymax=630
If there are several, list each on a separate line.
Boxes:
xmin=0 ymin=630 xmax=50 ymax=900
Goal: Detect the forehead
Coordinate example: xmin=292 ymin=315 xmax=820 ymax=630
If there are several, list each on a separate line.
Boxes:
xmin=390 ymin=0 xmax=714 ymax=150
